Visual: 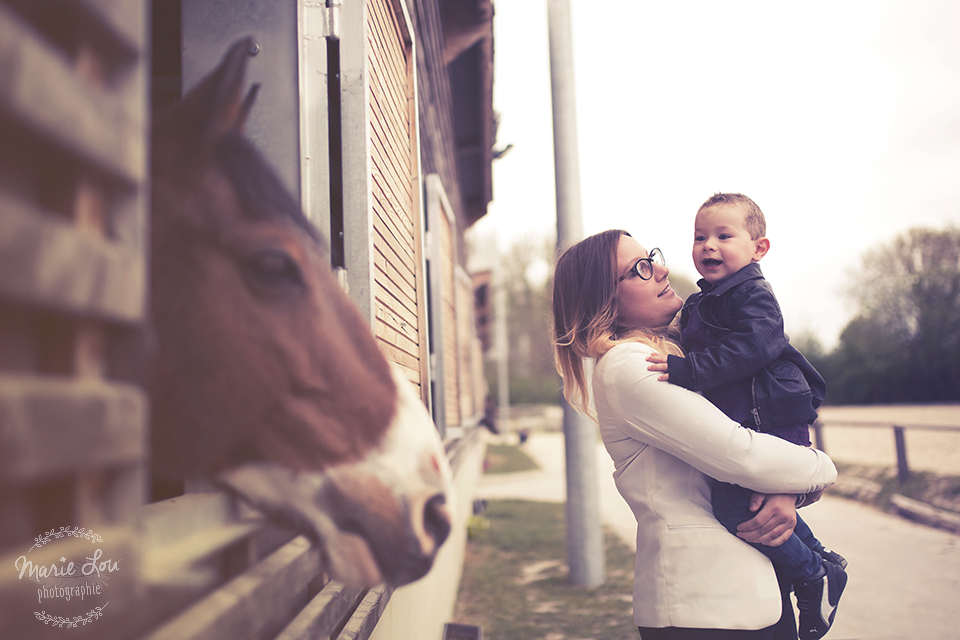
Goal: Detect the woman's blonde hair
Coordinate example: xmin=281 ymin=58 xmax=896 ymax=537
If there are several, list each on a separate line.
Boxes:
xmin=552 ymin=230 xmax=683 ymax=417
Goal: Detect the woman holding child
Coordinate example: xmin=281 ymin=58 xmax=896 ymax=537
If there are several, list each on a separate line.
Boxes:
xmin=552 ymin=227 xmax=837 ymax=640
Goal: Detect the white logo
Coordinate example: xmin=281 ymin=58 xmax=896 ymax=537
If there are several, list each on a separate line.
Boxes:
xmin=819 ymin=574 xmax=836 ymax=626
xmin=11 ymin=527 xmax=120 ymax=629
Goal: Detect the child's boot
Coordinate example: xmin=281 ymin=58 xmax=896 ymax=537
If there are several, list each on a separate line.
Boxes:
xmin=794 ymin=560 xmax=848 ymax=640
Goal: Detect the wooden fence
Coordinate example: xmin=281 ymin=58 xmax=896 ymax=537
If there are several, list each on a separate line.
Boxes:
xmin=814 ymin=418 xmax=960 ymax=484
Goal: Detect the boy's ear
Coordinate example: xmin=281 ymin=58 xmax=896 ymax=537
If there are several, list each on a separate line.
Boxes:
xmin=753 ymin=237 xmax=770 ymax=262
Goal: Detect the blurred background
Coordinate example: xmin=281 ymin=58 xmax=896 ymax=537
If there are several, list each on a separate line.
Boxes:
xmin=470 ymin=0 xmax=960 ymax=408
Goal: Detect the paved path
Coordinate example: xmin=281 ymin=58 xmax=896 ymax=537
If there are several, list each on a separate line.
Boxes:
xmin=476 ymin=431 xmax=960 ymax=640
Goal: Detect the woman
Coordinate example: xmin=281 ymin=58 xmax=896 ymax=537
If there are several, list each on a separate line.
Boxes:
xmin=552 ymin=230 xmax=836 ymax=640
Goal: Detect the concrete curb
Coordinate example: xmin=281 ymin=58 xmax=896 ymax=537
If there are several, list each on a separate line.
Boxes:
xmin=831 ymin=476 xmax=960 ymax=536
xmin=889 ymin=494 xmax=960 ymax=535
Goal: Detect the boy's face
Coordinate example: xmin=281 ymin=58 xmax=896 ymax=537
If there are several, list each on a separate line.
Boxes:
xmin=692 ymin=203 xmax=769 ymax=284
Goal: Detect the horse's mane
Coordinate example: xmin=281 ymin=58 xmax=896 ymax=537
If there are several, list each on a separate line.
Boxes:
xmin=214 ymin=132 xmax=323 ymax=245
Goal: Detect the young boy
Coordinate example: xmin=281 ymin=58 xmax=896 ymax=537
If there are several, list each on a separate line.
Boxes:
xmin=647 ymin=193 xmax=848 ymax=640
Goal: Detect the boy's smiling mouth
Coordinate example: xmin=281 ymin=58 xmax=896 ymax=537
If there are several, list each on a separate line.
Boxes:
xmin=702 ymin=258 xmax=722 ymax=268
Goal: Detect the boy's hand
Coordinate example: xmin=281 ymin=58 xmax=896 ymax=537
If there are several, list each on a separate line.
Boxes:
xmin=646 ymin=353 xmax=670 ymax=381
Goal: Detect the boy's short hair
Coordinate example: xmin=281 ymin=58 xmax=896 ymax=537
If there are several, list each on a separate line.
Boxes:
xmin=698 ymin=192 xmax=766 ymax=240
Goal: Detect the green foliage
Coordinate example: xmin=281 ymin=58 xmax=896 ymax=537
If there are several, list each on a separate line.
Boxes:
xmin=824 ymin=226 xmax=960 ymax=404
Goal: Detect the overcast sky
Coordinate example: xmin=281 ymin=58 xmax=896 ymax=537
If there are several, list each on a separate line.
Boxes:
xmin=467 ymin=1 xmax=960 ymax=349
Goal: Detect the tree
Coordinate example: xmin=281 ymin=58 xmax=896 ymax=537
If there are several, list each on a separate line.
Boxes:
xmin=824 ymin=226 xmax=960 ymax=403
xmin=487 ymin=236 xmax=699 ymax=405
xmin=486 ymin=237 xmax=562 ymax=405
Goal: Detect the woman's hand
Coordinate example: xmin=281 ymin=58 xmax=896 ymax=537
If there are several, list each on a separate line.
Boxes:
xmin=645 ymin=353 xmax=669 ymax=381
xmin=736 ymin=493 xmax=797 ymax=547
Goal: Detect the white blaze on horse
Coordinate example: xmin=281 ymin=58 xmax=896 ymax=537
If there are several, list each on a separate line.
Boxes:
xmin=149 ymin=38 xmax=453 ymax=588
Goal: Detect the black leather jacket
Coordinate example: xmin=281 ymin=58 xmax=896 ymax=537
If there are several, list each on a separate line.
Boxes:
xmin=666 ymin=263 xmax=826 ymax=430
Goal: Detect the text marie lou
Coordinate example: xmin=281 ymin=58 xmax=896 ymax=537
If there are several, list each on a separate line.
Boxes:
xmin=14 ymin=548 xmax=120 ymax=582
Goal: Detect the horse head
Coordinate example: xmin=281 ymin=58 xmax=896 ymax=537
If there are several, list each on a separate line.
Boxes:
xmin=149 ymin=38 xmax=453 ymax=587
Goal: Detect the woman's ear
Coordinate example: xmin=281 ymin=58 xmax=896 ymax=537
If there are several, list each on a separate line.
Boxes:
xmin=753 ymin=237 xmax=770 ymax=262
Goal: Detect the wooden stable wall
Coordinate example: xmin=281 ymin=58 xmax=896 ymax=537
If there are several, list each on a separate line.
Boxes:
xmin=0 ymin=1 xmax=148 ymax=637
xmin=366 ymin=0 xmax=430 ymax=398
xmin=0 ymin=1 xmax=491 ymax=638
xmin=425 ymin=174 xmax=485 ymax=435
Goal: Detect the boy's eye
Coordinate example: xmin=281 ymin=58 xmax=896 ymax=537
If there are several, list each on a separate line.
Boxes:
xmin=719 ymin=234 xmax=732 ymax=240
xmin=694 ymin=235 xmax=705 ymax=242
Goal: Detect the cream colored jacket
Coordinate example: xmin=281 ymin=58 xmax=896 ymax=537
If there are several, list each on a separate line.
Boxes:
xmin=593 ymin=343 xmax=837 ymax=630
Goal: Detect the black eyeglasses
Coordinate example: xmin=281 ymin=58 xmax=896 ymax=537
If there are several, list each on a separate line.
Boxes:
xmin=618 ymin=248 xmax=665 ymax=282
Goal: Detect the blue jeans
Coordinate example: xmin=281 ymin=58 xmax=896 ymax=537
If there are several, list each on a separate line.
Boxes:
xmin=711 ymin=480 xmax=823 ymax=583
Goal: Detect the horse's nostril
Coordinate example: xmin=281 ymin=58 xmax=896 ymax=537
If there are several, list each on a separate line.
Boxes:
xmin=424 ymin=494 xmax=451 ymax=547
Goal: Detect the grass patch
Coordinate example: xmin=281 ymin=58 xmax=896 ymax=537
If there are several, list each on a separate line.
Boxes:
xmin=453 ymin=500 xmax=639 ymax=640
xmin=484 ymin=444 xmax=540 ymax=474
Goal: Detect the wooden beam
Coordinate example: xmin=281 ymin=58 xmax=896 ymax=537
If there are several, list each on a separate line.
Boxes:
xmin=0 ymin=190 xmax=145 ymax=323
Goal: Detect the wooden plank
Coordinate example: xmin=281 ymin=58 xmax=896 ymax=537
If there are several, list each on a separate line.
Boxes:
xmin=372 ymin=230 xmax=415 ymax=289
xmin=141 ymin=520 xmax=262 ymax=588
xmin=0 ymin=190 xmax=145 ymax=322
xmin=367 ymin=2 xmax=408 ymax=134
xmin=373 ymin=313 xmax=418 ymax=358
xmin=367 ymin=42 xmax=410 ymax=166
xmin=374 ymin=280 xmax=418 ymax=329
xmin=370 ymin=132 xmax=412 ymax=227
xmin=371 ymin=190 xmax=414 ymax=265
xmin=370 ymin=78 xmax=410 ymax=175
xmin=0 ymin=4 xmax=144 ymax=185
xmin=369 ymin=133 xmax=412 ymax=232
xmin=371 ymin=181 xmax=414 ymax=264
xmin=372 ymin=241 xmax=416 ymax=294
xmin=373 ymin=307 xmax=418 ymax=356
xmin=369 ymin=90 xmax=411 ymax=204
xmin=369 ymin=0 xmax=409 ymax=128
xmin=373 ymin=254 xmax=417 ymax=312
xmin=140 ymin=536 xmax=321 ymax=640
xmin=375 ymin=337 xmax=419 ymax=372
xmin=0 ymin=374 xmax=145 ymax=482
xmin=338 ymin=585 xmax=393 ymax=640
xmin=273 ymin=583 xmax=365 ymax=640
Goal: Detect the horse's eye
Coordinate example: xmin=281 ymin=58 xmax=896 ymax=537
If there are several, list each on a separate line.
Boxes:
xmin=245 ymin=249 xmax=304 ymax=288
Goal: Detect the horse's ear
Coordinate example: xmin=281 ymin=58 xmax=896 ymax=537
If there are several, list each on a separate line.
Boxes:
xmin=235 ymin=84 xmax=260 ymax=133
xmin=157 ymin=37 xmax=254 ymax=155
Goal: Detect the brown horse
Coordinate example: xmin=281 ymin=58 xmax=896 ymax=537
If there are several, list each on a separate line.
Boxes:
xmin=149 ymin=38 xmax=452 ymax=587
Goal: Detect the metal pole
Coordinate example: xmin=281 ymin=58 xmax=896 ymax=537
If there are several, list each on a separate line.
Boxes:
xmin=547 ymin=0 xmax=605 ymax=588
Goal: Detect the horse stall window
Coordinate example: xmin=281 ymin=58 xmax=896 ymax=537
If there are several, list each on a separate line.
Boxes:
xmin=0 ymin=0 xmax=148 ymax=637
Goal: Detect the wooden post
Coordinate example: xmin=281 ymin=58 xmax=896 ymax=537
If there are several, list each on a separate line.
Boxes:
xmin=894 ymin=426 xmax=910 ymax=484
xmin=812 ymin=420 xmax=825 ymax=453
